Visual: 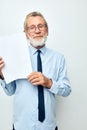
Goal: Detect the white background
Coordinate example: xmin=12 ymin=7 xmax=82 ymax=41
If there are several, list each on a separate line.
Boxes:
xmin=0 ymin=0 xmax=87 ymax=130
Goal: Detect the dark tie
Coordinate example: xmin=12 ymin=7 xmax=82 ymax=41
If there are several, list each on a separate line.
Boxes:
xmin=37 ymin=50 xmax=45 ymax=122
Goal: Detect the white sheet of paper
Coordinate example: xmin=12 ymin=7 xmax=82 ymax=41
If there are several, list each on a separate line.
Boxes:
xmin=0 ymin=32 xmax=32 ymax=84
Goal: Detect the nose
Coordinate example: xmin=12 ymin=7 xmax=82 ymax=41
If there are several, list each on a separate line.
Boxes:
xmin=35 ymin=26 xmax=41 ymax=33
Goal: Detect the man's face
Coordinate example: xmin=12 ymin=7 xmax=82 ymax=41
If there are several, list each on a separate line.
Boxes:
xmin=25 ymin=16 xmax=48 ymax=47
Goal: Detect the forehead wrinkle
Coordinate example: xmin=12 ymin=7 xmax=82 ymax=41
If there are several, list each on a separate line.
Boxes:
xmin=26 ymin=16 xmax=45 ymax=26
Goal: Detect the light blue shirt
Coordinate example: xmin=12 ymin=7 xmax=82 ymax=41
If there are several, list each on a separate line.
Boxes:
xmin=0 ymin=45 xmax=71 ymax=130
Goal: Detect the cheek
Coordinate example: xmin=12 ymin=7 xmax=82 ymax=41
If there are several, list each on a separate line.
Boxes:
xmin=25 ymin=32 xmax=33 ymax=39
xmin=43 ymin=32 xmax=48 ymax=37
xmin=43 ymin=30 xmax=48 ymax=36
xmin=25 ymin=33 xmax=29 ymax=39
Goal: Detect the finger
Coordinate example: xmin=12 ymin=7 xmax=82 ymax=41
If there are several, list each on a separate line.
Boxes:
xmin=0 ymin=59 xmax=4 ymax=64
xmin=30 ymin=77 xmax=39 ymax=84
xmin=0 ymin=57 xmax=2 ymax=60
xmin=32 ymin=81 xmax=42 ymax=86
xmin=29 ymin=72 xmax=42 ymax=77
xmin=27 ymin=72 xmax=36 ymax=79
xmin=28 ymin=74 xmax=38 ymax=81
xmin=0 ymin=63 xmax=5 ymax=68
xmin=0 ymin=57 xmax=3 ymax=61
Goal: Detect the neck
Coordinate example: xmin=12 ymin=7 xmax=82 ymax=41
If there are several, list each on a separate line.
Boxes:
xmin=30 ymin=43 xmax=45 ymax=49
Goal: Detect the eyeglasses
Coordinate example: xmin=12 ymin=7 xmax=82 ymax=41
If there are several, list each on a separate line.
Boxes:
xmin=26 ymin=24 xmax=46 ymax=33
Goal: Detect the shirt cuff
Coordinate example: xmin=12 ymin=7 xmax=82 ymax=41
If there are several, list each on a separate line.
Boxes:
xmin=49 ymin=80 xmax=58 ymax=94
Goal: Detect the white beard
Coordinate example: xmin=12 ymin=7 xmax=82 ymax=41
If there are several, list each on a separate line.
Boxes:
xmin=27 ymin=36 xmax=47 ymax=47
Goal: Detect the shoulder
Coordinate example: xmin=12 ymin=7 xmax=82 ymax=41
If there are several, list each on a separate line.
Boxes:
xmin=46 ymin=47 xmax=65 ymax=59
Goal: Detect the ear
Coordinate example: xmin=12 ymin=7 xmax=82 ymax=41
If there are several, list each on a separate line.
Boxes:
xmin=24 ymin=31 xmax=29 ymax=39
xmin=46 ymin=28 xmax=48 ymax=36
xmin=46 ymin=31 xmax=48 ymax=36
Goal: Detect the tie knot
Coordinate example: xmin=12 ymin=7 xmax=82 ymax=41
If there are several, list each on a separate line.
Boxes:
xmin=37 ymin=50 xmax=41 ymax=54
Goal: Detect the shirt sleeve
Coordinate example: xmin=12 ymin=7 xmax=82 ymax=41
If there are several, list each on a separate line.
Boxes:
xmin=49 ymin=55 xmax=71 ymax=97
xmin=0 ymin=79 xmax=16 ymax=96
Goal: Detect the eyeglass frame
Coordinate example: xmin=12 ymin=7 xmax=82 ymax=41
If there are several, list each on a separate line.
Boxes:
xmin=26 ymin=24 xmax=47 ymax=33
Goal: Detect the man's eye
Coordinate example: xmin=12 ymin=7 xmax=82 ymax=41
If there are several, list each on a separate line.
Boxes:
xmin=30 ymin=26 xmax=35 ymax=29
xmin=39 ymin=25 xmax=43 ymax=28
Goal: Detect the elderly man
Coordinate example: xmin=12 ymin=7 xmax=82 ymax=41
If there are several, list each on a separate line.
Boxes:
xmin=0 ymin=11 xmax=71 ymax=130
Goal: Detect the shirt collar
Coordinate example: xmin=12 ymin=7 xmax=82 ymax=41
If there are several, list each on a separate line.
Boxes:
xmin=29 ymin=44 xmax=47 ymax=55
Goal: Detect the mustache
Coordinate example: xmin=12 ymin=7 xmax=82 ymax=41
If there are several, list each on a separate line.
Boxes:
xmin=33 ymin=35 xmax=43 ymax=38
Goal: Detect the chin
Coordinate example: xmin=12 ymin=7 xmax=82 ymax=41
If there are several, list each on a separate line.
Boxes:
xmin=29 ymin=36 xmax=47 ymax=48
xmin=31 ymin=43 xmax=45 ymax=48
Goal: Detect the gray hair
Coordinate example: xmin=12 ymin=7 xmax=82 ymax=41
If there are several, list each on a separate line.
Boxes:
xmin=24 ymin=11 xmax=48 ymax=31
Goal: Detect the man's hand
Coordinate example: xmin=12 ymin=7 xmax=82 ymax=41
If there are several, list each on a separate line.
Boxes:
xmin=0 ymin=57 xmax=5 ymax=79
xmin=27 ymin=72 xmax=52 ymax=89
